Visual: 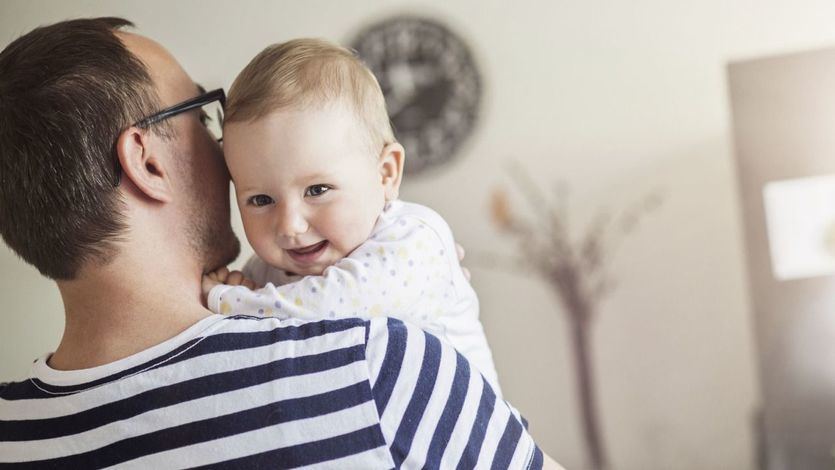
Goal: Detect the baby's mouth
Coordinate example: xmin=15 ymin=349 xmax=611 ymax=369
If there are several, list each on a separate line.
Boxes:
xmin=286 ymin=240 xmax=329 ymax=264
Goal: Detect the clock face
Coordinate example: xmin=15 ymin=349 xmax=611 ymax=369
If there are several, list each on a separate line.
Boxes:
xmin=352 ymin=16 xmax=482 ymax=176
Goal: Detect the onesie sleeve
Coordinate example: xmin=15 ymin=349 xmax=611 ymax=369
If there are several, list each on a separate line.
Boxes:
xmin=207 ymin=214 xmax=457 ymax=329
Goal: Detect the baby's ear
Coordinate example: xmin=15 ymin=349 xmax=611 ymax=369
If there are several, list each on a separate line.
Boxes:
xmin=378 ymin=143 xmax=405 ymax=201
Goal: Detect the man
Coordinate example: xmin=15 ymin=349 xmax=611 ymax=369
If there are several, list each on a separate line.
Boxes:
xmin=0 ymin=17 xmax=563 ymax=468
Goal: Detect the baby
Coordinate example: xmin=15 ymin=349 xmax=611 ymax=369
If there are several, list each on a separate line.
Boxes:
xmin=203 ymin=38 xmax=501 ymax=394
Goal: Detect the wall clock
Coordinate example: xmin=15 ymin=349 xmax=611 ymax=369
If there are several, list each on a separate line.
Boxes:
xmin=352 ymin=16 xmax=482 ymax=175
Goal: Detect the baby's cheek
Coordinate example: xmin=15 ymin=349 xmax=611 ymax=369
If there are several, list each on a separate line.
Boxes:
xmin=245 ymin=218 xmax=282 ymax=264
xmin=322 ymin=205 xmax=375 ymax=255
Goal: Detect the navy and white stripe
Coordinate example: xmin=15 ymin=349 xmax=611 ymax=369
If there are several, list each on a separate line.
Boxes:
xmin=0 ymin=315 xmax=542 ymax=469
xmin=366 ymin=318 xmax=541 ymax=469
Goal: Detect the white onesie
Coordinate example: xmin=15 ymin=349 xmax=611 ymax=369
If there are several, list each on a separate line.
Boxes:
xmin=208 ymin=200 xmax=501 ymax=394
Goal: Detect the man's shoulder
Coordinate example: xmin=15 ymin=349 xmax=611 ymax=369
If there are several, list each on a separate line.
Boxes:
xmin=363 ymin=317 xmax=463 ymax=394
xmin=364 ymin=316 xmax=413 ymax=350
xmin=214 ymin=314 xmax=372 ymax=351
xmin=0 ymin=315 xmax=400 ymax=468
xmin=362 ymin=317 xmax=544 ymax=469
xmin=363 ymin=317 xmax=419 ymax=380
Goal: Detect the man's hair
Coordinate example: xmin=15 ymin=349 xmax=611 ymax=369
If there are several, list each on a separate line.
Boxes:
xmin=226 ymin=38 xmax=395 ymax=152
xmin=0 ymin=17 xmax=170 ymax=280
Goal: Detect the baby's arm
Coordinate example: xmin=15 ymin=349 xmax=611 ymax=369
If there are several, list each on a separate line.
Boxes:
xmin=206 ymin=216 xmax=454 ymax=328
xmin=201 ymin=267 xmax=255 ymax=306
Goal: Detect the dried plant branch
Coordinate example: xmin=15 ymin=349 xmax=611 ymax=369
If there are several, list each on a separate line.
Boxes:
xmin=505 ymin=160 xmax=554 ymax=223
xmin=467 ymin=250 xmax=528 ymax=273
xmin=489 ymin=166 xmax=664 ymax=307
xmin=485 ymin=163 xmax=664 ymax=470
xmin=579 ymin=208 xmax=612 ymax=276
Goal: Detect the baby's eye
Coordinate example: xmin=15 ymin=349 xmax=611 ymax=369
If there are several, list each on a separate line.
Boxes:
xmin=248 ymin=194 xmax=274 ymax=207
xmin=305 ymin=184 xmax=332 ymax=197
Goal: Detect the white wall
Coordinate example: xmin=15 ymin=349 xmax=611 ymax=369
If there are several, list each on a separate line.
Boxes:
xmin=4 ymin=1 xmax=835 ymax=468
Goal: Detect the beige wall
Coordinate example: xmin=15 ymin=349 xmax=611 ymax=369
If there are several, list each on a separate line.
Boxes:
xmin=730 ymin=48 xmax=835 ymax=469
xmin=4 ymin=1 xmax=835 ymax=468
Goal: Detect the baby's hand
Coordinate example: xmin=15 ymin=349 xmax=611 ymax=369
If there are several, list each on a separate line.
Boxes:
xmin=456 ymin=242 xmax=471 ymax=281
xmin=201 ymin=267 xmax=256 ymax=306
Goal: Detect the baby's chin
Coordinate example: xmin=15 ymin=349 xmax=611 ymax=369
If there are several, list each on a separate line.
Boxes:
xmin=272 ymin=258 xmax=331 ymax=277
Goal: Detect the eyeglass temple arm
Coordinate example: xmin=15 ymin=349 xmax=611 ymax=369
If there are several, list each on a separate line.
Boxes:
xmin=136 ymin=89 xmax=226 ymax=127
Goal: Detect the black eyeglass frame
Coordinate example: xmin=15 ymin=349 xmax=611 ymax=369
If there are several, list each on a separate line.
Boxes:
xmin=112 ymin=88 xmax=226 ymax=186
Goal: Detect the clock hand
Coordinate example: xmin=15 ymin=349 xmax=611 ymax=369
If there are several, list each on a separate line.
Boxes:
xmin=386 ymin=62 xmax=417 ymax=116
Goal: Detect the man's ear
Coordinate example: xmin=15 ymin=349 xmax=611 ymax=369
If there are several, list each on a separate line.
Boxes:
xmin=115 ymin=127 xmax=173 ymax=203
xmin=378 ymin=142 xmax=405 ymax=201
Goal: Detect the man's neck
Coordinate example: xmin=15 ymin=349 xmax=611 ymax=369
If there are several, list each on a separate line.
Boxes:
xmin=49 ymin=256 xmax=211 ymax=371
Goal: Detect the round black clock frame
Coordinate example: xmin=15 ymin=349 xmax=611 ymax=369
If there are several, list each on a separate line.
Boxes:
xmin=351 ymin=16 xmax=482 ymax=176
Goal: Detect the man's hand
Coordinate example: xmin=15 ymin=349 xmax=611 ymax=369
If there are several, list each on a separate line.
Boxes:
xmin=201 ymin=267 xmax=256 ymax=307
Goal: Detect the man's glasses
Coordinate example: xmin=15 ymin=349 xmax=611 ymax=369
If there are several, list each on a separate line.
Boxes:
xmin=113 ymin=87 xmax=226 ymax=186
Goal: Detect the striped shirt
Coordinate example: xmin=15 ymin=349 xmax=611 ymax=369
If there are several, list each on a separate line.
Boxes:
xmin=0 ymin=314 xmax=543 ymax=469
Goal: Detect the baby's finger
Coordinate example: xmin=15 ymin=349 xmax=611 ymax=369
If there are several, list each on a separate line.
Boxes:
xmin=242 ymin=278 xmax=257 ymax=290
xmin=211 ymin=267 xmax=230 ymax=283
xmin=201 ymin=276 xmax=220 ymax=307
xmin=227 ymin=270 xmax=245 ymax=286
xmin=455 ymin=243 xmax=465 ymax=262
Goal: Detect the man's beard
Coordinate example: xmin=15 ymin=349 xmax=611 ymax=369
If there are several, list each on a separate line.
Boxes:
xmin=186 ymin=202 xmax=241 ymax=273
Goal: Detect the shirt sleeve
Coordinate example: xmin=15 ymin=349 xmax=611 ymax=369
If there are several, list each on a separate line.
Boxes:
xmin=364 ymin=317 xmax=544 ymax=469
xmin=207 ymin=214 xmax=455 ymax=332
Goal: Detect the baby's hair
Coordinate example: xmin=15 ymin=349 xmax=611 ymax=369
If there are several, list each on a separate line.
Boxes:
xmin=226 ymin=38 xmax=395 ymax=153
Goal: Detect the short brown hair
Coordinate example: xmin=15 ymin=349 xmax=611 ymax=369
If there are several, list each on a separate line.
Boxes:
xmin=0 ymin=17 xmax=170 ymax=279
xmin=226 ymin=38 xmax=395 ymax=151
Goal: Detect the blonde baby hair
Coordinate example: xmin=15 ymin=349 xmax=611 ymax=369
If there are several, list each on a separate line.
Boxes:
xmin=226 ymin=38 xmax=395 ymax=153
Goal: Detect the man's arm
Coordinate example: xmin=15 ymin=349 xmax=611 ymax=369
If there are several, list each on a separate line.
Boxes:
xmin=365 ymin=317 xmax=564 ymax=469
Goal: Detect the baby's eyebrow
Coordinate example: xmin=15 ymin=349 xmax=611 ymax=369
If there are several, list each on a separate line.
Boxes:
xmin=296 ymin=171 xmax=338 ymax=183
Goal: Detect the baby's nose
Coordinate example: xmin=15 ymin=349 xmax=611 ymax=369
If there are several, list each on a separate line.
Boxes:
xmin=275 ymin=202 xmax=309 ymax=237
